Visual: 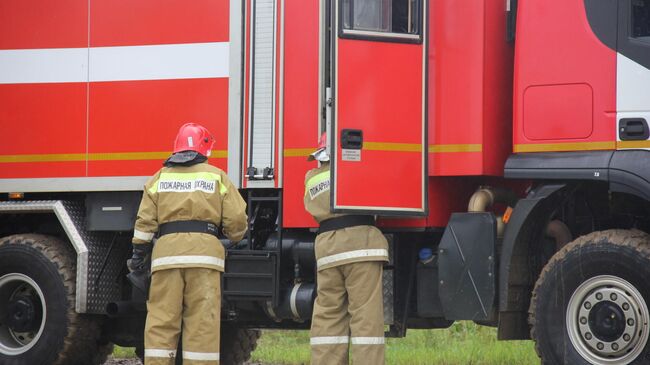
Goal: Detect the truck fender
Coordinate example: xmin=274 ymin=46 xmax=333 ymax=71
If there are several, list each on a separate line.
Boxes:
xmin=497 ymin=183 xmax=572 ymax=339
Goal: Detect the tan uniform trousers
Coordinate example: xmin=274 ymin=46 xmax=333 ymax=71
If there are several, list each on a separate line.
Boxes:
xmin=310 ymin=261 xmax=385 ymax=365
xmin=145 ymin=268 xmax=221 ymax=365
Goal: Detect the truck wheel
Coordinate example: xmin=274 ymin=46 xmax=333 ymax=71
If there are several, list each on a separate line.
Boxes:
xmin=530 ymin=230 xmax=650 ymax=365
xmin=0 ymin=234 xmax=111 ymax=365
xmin=221 ymin=325 xmax=261 ymax=365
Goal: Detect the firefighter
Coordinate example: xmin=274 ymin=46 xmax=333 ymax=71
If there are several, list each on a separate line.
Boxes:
xmin=128 ymin=123 xmax=248 ymax=365
xmin=304 ymin=133 xmax=389 ymax=365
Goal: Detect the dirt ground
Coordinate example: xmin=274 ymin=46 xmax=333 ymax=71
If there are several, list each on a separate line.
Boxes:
xmin=103 ymin=360 xmax=141 ymax=365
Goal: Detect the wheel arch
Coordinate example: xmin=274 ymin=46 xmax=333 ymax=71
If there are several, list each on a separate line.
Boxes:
xmin=497 ymin=183 xmax=573 ymax=339
xmin=0 ymin=200 xmax=89 ymax=313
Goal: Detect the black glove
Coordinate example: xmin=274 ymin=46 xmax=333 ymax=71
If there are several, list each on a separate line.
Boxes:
xmin=127 ymin=243 xmax=152 ymax=273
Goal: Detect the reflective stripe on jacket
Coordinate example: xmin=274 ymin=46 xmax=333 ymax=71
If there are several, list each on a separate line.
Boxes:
xmin=304 ymin=162 xmax=388 ymax=271
xmin=133 ymin=162 xmax=248 ymax=272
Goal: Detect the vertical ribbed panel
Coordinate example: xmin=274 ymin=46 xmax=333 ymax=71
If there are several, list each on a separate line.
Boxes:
xmin=249 ymin=0 xmax=276 ymax=173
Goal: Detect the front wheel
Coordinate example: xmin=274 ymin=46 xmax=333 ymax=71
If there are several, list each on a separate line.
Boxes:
xmin=530 ymin=230 xmax=650 ymax=365
xmin=0 ymin=234 xmax=111 ymax=365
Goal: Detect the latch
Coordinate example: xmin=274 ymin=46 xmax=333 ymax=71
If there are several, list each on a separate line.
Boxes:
xmin=340 ymin=129 xmax=363 ymax=150
xmin=619 ymin=118 xmax=649 ymax=141
xmin=246 ymin=167 xmax=275 ymax=180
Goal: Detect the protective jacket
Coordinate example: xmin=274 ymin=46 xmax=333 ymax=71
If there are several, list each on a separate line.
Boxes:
xmin=304 ymin=162 xmax=388 ymax=270
xmin=132 ymin=162 xmax=247 ymax=272
xmin=135 ymin=158 xmax=247 ymax=365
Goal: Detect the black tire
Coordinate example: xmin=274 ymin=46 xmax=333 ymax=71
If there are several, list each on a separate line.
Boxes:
xmin=530 ymin=229 xmax=650 ymax=365
xmin=221 ymin=325 xmax=261 ymax=365
xmin=0 ymin=234 xmax=111 ymax=365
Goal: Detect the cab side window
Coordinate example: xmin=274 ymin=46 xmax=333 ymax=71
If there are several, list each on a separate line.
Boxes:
xmin=341 ymin=0 xmax=421 ymax=39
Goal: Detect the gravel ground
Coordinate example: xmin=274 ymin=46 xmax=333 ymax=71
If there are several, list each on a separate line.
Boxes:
xmin=103 ymin=360 xmax=141 ymax=365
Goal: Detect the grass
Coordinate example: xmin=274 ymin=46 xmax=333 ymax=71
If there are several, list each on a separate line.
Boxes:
xmin=113 ymin=322 xmax=540 ymax=364
xmin=111 ymin=346 xmax=136 ymax=359
xmin=250 ymin=322 xmax=540 ymax=365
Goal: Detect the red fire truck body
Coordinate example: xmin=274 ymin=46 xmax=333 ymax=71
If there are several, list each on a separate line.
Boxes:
xmin=0 ymin=0 xmax=649 ymax=364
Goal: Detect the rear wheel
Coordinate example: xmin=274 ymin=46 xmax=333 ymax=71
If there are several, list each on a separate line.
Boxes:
xmin=0 ymin=234 xmax=111 ymax=365
xmin=530 ymin=230 xmax=650 ymax=365
xmin=221 ymin=325 xmax=261 ymax=365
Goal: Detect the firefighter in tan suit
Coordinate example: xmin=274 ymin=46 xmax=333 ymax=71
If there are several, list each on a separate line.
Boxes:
xmin=304 ymin=133 xmax=389 ymax=365
xmin=129 ymin=123 xmax=248 ymax=365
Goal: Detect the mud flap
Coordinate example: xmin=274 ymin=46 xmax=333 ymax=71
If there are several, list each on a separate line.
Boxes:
xmin=438 ymin=212 xmax=496 ymax=321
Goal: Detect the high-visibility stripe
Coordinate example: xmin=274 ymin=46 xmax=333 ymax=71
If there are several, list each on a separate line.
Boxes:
xmin=617 ymin=140 xmax=650 ymax=149
xmin=310 ymin=336 xmax=350 ymax=345
xmin=144 ymin=349 xmax=177 ymax=358
xmin=429 ymin=144 xmax=483 ymax=153
xmin=0 ymin=151 xmax=227 ymax=164
xmin=149 ymin=172 xmax=227 ymax=195
xmin=317 ymin=249 xmax=389 ymax=269
xmin=351 ymin=337 xmax=385 ymax=345
xmin=364 ymin=142 xmax=422 ymax=152
xmin=284 ymin=148 xmax=315 ymax=157
xmin=286 ymin=143 xmax=485 ymax=157
xmin=306 ymin=171 xmax=330 ymax=190
xmin=513 ymin=141 xmax=615 ymax=153
xmin=151 ymin=255 xmax=225 ymax=269
xmin=0 ymin=42 xmax=229 ymax=84
xmin=133 ymin=229 xmax=155 ymax=242
xmin=183 ymin=351 xmax=220 ymax=361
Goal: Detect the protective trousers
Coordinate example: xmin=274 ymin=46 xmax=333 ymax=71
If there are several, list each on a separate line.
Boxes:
xmin=144 ymin=268 xmax=221 ymax=365
xmin=310 ymin=261 xmax=385 ymax=365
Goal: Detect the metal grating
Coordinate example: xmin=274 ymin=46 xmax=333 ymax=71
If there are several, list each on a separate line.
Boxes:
xmin=383 ymin=269 xmax=394 ymax=324
xmin=62 ymin=201 xmax=128 ymax=314
xmin=248 ymin=0 xmax=276 ymax=176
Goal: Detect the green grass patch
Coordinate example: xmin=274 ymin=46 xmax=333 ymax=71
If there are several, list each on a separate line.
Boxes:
xmin=112 ymin=346 xmax=136 ymax=359
xmin=251 ymin=322 xmax=540 ymax=365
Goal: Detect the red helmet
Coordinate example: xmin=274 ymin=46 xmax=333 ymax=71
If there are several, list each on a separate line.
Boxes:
xmin=173 ymin=123 xmax=215 ymax=156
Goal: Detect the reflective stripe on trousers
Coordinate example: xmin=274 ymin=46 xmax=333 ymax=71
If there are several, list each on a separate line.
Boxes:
xmin=310 ymin=261 xmax=385 ymax=365
xmin=316 ymin=249 xmax=388 ymax=269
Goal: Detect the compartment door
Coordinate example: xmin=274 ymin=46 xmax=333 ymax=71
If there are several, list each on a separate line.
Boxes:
xmin=331 ymin=0 xmax=427 ymax=214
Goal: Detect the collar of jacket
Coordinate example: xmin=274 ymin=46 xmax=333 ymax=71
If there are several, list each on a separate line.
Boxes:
xmin=163 ymin=151 xmax=208 ymax=167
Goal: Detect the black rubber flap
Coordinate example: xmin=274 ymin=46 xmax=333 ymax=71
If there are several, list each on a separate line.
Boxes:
xmin=438 ymin=212 xmax=497 ymax=321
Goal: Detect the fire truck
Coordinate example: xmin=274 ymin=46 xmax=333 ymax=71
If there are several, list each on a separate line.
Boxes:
xmin=0 ymin=0 xmax=649 ymax=364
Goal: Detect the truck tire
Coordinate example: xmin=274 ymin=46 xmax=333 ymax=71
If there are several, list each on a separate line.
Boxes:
xmin=530 ymin=229 xmax=650 ymax=365
xmin=221 ymin=325 xmax=261 ymax=365
xmin=0 ymin=234 xmax=111 ymax=365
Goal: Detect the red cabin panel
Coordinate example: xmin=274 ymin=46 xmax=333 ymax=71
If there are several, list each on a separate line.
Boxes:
xmin=0 ymin=0 xmax=88 ymax=49
xmin=513 ymin=0 xmax=616 ymax=153
xmin=87 ymin=78 xmax=229 ymax=177
xmin=334 ymin=37 xmax=426 ymax=213
xmin=428 ymin=0 xmax=513 ymax=176
xmin=0 ymin=83 xmax=87 ymax=178
xmin=90 ymin=0 xmax=228 ymax=47
xmin=281 ymin=0 xmax=320 ymax=228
